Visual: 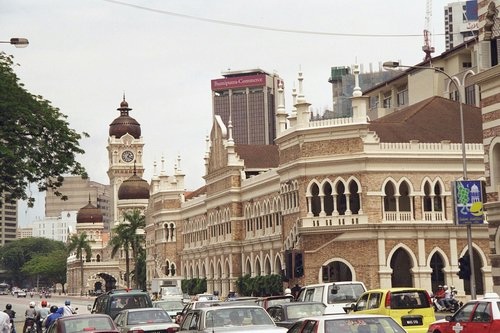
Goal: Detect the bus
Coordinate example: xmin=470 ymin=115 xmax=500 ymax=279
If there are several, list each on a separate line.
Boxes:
xmin=0 ymin=283 xmax=10 ymax=295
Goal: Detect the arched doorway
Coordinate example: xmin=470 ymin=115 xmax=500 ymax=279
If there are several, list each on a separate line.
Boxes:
xmin=430 ymin=252 xmax=445 ymax=292
xmin=462 ymin=249 xmax=484 ymax=295
xmin=322 ymin=261 xmax=353 ymax=282
xmin=390 ymin=248 xmax=413 ymax=287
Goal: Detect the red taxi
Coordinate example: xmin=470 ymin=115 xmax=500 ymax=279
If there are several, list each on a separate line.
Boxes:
xmin=427 ymin=293 xmax=500 ymax=333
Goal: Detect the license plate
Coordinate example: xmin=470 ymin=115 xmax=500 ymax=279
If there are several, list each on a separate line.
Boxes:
xmin=402 ymin=316 xmax=423 ymax=326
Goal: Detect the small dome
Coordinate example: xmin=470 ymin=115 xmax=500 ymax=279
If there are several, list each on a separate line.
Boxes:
xmin=118 ymin=173 xmax=150 ymax=200
xmin=77 ymin=200 xmax=104 ymax=223
xmin=109 ymin=97 xmax=141 ymax=139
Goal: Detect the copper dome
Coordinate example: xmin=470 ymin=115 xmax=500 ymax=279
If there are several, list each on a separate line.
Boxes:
xmin=118 ymin=173 xmax=150 ymax=200
xmin=109 ymin=97 xmax=141 ymax=139
xmin=77 ymin=200 xmax=104 ymax=223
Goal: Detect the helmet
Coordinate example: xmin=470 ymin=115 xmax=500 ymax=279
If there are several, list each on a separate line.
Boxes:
xmin=443 ymin=285 xmax=448 ymax=290
xmin=5 ymin=304 xmax=11 ymax=310
xmin=41 ymin=300 xmax=47 ymax=307
xmin=64 ymin=300 xmax=71 ymax=305
xmin=438 ymin=285 xmax=443 ymax=288
xmin=50 ymin=305 xmax=58 ymax=313
xmin=284 ymin=288 xmax=292 ymax=295
xmin=29 ymin=301 xmax=35 ymax=308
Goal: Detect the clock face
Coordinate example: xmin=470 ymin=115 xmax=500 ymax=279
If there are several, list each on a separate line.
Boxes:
xmin=121 ymin=150 xmax=134 ymax=163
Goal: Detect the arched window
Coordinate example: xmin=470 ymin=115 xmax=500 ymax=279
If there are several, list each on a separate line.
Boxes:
xmin=323 ymin=182 xmax=334 ymax=215
xmin=399 ymin=181 xmax=411 ymax=212
xmin=423 ymin=182 xmax=432 ymax=211
xmin=336 ymin=182 xmax=347 ymax=215
xmin=96 ymin=254 xmax=101 ymax=262
xmin=311 ymin=183 xmax=321 ymax=216
xmin=349 ymin=180 xmax=360 ymax=214
xmin=322 ymin=261 xmax=353 ymax=282
xmin=384 ymin=182 xmax=397 ymax=211
xmin=165 ymin=260 xmax=171 ymax=276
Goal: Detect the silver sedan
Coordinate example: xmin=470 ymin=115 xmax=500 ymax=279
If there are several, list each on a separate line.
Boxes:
xmin=114 ymin=308 xmax=180 ymax=333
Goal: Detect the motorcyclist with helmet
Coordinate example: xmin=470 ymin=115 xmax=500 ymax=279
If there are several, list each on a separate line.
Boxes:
xmin=35 ymin=301 xmax=49 ymax=333
xmin=438 ymin=285 xmax=452 ymax=310
xmin=61 ymin=300 xmax=75 ymax=317
xmin=42 ymin=306 xmax=61 ymax=330
xmin=22 ymin=302 xmax=37 ymax=333
xmin=4 ymin=304 xmax=16 ymax=333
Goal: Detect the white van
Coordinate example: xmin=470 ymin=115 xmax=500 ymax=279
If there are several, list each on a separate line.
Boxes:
xmin=296 ymin=281 xmax=367 ymax=314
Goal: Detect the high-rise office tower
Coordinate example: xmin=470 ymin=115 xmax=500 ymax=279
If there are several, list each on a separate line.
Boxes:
xmin=45 ymin=176 xmax=111 ymax=229
xmin=0 ymin=194 xmax=17 ymax=245
xmin=444 ymin=1 xmax=478 ymax=51
xmin=211 ymin=69 xmax=282 ymax=145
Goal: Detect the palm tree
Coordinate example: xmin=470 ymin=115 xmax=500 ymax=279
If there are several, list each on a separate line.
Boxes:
xmin=67 ymin=232 xmax=92 ymax=296
xmin=110 ymin=209 xmax=146 ymax=289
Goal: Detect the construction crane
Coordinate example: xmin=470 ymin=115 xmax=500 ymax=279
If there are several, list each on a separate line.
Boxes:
xmin=422 ymin=0 xmax=435 ymax=62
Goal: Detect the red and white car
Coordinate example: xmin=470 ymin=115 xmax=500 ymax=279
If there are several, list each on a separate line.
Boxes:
xmin=427 ymin=293 xmax=500 ymax=333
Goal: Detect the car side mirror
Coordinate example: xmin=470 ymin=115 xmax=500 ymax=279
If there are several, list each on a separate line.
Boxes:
xmin=343 ymin=304 xmax=355 ymax=313
xmin=445 ymin=315 xmax=453 ymax=321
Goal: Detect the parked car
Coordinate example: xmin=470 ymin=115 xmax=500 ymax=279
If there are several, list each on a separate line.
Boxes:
xmin=114 ymin=308 xmax=179 ymax=333
xmin=348 ymin=287 xmax=435 ymax=333
xmin=179 ymin=304 xmax=287 ymax=332
xmin=267 ymin=302 xmax=326 ymax=328
xmin=427 ymin=292 xmax=500 ymax=333
xmin=153 ymin=299 xmax=185 ymax=320
xmin=88 ymin=289 xmax=153 ymax=319
xmin=285 ymin=314 xmax=407 ymax=333
xmin=46 ymin=313 xmax=119 ymax=333
xmin=257 ymin=295 xmax=295 ymax=310
xmin=296 ymin=281 xmax=367 ymax=314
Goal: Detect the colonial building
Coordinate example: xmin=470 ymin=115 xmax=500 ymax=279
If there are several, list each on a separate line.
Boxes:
xmin=145 ymin=66 xmax=492 ymax=298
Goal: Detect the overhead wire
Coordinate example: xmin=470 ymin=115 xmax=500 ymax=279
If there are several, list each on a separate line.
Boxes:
xmin=103 ymin=0 xmax=440 ymax=38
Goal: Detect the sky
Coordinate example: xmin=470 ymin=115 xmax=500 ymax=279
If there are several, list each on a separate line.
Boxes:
xmin=2 ymin=0 xmax=455 ymax=225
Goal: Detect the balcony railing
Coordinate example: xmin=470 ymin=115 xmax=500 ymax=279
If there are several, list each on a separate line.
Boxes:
xmin=302 ymin=214 xmax=368 ymax=228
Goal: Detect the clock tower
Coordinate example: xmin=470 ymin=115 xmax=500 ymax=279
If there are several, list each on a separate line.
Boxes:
xmin=107 ymin=96 xmax=145 ymax=222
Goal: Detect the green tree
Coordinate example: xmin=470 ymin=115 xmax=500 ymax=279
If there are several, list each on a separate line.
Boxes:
xmin=21 ymin=249 xmax=67 ymax=292
xmin=0 ymin=238 xmax=65 ymax=286
xmin=0 ymin=52 xmax=87 ymax=207
xmin=67 ymin=232 xmax=92 ymax=296
xmin=110 ymin=209 xmax=146 ymax=289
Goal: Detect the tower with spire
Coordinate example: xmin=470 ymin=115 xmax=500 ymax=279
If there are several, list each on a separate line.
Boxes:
xmin=107 ymin=95 xmax=145 ymax=223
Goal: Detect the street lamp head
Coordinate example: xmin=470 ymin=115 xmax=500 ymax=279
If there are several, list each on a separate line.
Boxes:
xmin=382 ymin=61 xmax=400 ymax=69
xmin=10 ymin=38 xmax=29 ymax=48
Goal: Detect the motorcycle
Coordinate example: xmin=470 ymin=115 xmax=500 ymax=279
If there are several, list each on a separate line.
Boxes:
xmin=431 ymin=286 xmax=463 ymax=313
xmin=24 ymin=318 xmax=36 ymax=333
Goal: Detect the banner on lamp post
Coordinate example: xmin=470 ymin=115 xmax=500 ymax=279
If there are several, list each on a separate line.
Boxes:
xmin=453 ymin=180 xmax=484 ymax=225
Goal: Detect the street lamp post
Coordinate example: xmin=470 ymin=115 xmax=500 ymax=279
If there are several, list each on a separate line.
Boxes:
xmin=383 ymin=61 xmax=476 ymax=299
xmin=0 ymin=38 xmax=29 ymax=48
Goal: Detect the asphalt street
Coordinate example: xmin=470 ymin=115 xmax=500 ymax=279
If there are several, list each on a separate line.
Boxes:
xmin=0 ymin=293 xmax=93 ymax=331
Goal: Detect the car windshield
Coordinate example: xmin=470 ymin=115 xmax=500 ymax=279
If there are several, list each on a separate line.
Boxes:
xmin=285 ymin=303 xmax=325 ymax=320
xmin=328 ymin=284 xmax=366 ymax=304
xmin=62 ymin=317 xmax=115 ymax=332
xmin=205 ymin=307 xmax=275 ymax=328
xmin=110 ymin=295 xmax=149 ymax=312
xmin=324 ymin=317 xmax=407 ymax=333
xmin=128 ymin=310 xmax=172 ymax=324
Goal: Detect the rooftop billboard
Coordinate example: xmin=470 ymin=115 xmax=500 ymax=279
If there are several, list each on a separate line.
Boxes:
xmin=211 ymin=74 xmax=266 ymax=91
